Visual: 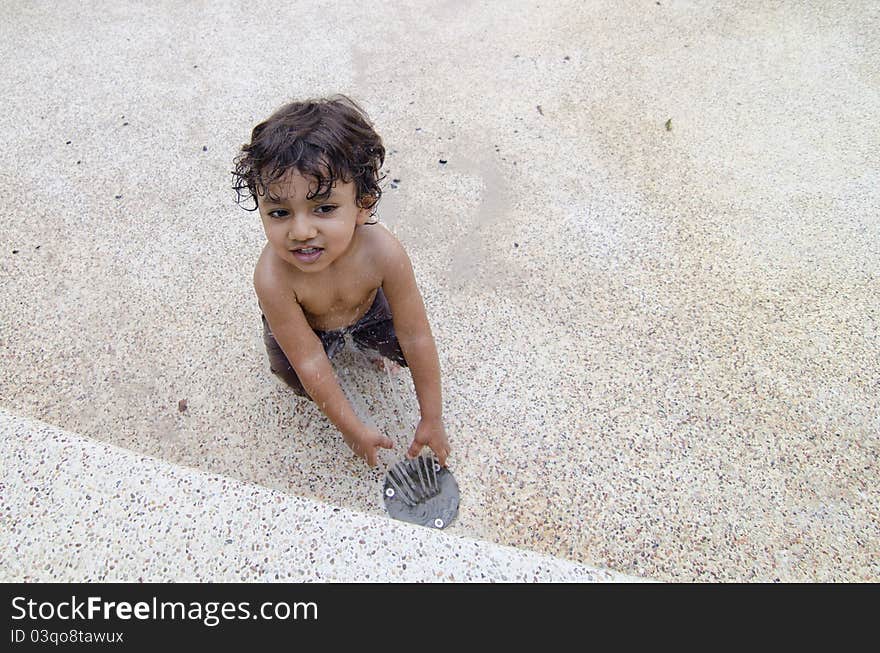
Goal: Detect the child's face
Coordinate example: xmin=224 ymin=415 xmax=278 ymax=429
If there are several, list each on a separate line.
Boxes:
xmin=257 ymin=168 xmax=372 ymax=273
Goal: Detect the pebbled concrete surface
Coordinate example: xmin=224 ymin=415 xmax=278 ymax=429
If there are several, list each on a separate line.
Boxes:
xmin=1 ymin=409 xmax=638 ymax=582
xmin=1 ymin=1 xmax=878 ymax=581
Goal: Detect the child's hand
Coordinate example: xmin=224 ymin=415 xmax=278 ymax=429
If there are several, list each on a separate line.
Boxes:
xmin=343 ymin=426 xmax=394 ymax=467
xmin=406 ymin=417 xmax=451 ymax=467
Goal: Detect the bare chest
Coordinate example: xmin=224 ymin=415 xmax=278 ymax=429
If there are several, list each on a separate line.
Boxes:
xmin=297 ymin=281 xmax=379 ymax=331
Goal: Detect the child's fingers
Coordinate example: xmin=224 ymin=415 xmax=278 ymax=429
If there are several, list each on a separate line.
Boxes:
xmin=406 ymin=440 xmax=423 ymax=459
xmin=434 ymin=445 xmax=449 ymax=467
xmin=362 ymin=437 xmax=393 ymax=467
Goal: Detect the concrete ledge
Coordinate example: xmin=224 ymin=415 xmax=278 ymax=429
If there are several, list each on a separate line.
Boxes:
xmin=0 ymin=409 xmax=644 ymax=582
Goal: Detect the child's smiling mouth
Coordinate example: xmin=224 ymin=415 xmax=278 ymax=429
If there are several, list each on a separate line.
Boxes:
xmin=291 ymin=246 xmax=324 ymax=263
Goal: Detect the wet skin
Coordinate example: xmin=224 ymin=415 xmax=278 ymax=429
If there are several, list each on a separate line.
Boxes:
xmin=254 ymin=169 xmax=451 ymax=467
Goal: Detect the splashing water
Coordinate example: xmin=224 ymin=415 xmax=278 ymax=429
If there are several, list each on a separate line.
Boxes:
xmin=382 ymin=357 xmax=413 ymax=436
xmin=341 ymin=333 xmax=414 ymax=465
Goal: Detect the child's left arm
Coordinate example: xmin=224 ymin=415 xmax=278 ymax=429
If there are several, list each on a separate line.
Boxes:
xmin=379 ymin=233 xmax=451 ymax=467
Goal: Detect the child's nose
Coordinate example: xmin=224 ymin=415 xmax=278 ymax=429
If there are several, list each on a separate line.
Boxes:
xmin=287 ymin=216 xmax=316 ymax=241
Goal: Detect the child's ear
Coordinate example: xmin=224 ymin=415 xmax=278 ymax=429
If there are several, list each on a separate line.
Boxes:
xmin=356 ymin=194 xmax=377 ymax=224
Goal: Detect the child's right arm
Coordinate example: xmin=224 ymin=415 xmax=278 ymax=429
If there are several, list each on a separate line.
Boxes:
xmin=256 ymin=279 xmax=393 ymax=466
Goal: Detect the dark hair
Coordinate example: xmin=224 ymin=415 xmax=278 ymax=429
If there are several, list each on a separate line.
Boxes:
xmin=232 ymin=94 xmax=385 ymax=218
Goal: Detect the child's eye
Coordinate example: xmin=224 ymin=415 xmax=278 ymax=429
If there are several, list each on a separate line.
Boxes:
xmin=315 ymin=205 xmax=337 ymax=215
xmin=268 ymin=209 xmax=288 ymax=219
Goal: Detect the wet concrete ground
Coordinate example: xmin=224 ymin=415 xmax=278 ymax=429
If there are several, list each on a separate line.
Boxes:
xmin=2 ymin=1 xmax=878 ymax=581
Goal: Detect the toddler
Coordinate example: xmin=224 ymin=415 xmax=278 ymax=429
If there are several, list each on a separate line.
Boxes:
xmin=232 ymin=95 xmax=450 ymax=468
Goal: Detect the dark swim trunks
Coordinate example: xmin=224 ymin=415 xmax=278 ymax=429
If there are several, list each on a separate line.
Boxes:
xmin=261 ymin=287 xmax=408 ymax=398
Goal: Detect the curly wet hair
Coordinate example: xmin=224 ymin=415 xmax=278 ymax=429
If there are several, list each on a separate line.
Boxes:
xmin=232 ymin=94 xmax=386 ymax=218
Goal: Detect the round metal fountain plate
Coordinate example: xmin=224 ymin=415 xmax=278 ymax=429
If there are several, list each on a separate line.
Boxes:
xmin=382 ymin=457 xmax=459 ymax=529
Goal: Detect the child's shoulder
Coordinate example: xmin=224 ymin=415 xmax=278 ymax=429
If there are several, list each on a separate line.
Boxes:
xmin=253 ymin=244 xmax=297 ymax=304
xmin=361 ymin=223 xmax=409 ymax=269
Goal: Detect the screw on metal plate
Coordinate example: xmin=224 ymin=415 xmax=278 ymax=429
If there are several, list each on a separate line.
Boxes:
xmin=382 ymin=455 xmax=459 ymax=529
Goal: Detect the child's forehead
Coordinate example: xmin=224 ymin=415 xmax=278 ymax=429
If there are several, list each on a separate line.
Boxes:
xmin=263 ymin=168 xmax=352 ymax=201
